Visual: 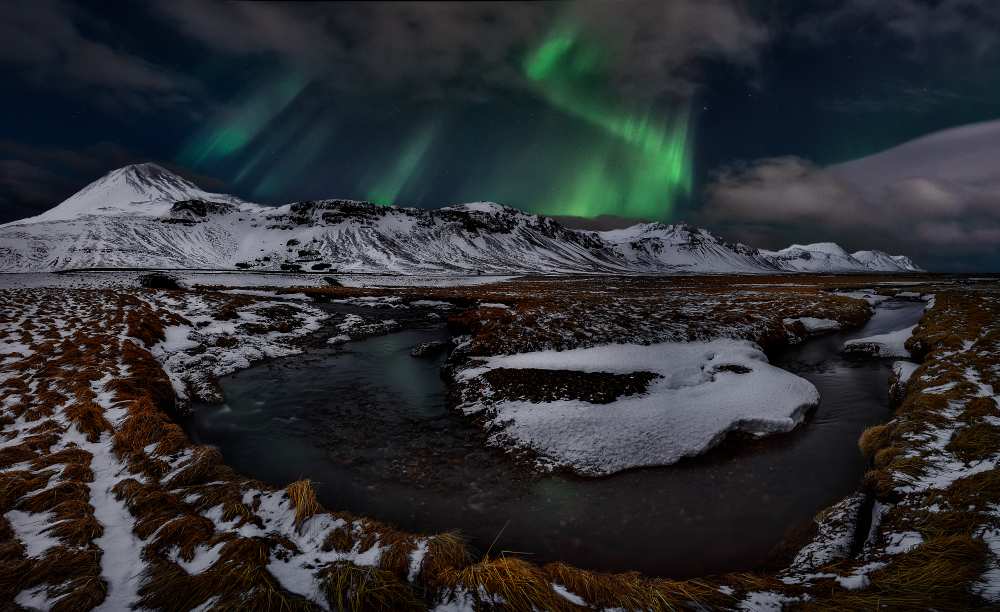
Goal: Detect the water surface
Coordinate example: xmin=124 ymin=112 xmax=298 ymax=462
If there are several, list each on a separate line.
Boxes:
xmin=185 ymin=300 xmax=925 ymax=577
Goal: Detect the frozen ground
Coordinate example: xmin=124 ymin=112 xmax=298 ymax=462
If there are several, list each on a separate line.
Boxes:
xmin=0 ymin=271 xmax=518 ymax=290
xmin=458 ymin=340 xmax=820 ymax=475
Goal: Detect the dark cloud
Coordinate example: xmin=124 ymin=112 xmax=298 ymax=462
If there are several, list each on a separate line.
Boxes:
xmin=702 ymin=121 xmax=1000 ymax=268
xmin=0 ymin=0 xmax=194 ymax=112
xmin=154 ymin=0 xmax=771 ymax=100
xmin=794 ymin=0 xmax=1000 ymax=59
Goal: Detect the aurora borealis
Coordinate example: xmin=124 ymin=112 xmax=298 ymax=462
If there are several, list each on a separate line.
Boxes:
xmin=171 ymin=19 xmax=694 ymax=221
xmin=520 ymin=25 xmax=692 ymax=219
xmin=7 ymin=0 xmax=1000 ymax=269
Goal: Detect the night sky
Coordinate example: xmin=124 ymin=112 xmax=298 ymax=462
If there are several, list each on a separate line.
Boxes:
xmin=3 ymin=1 xmax=1000 ymax=270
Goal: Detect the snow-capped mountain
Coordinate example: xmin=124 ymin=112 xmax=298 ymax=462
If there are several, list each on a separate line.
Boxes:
xmin=599 ymin=223 xmax=782 ymax=273
xmin=22 ymin=163 xmax=246 ymax=224
xmin=759 ymin=243 xmax=921 ymax=273
xmin=0 ymin=164 xmax=922 ymax=274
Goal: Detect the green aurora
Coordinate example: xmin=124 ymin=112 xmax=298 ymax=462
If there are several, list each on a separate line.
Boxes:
xmin=365 ymin=121 xmax=439 ymax=205
xmin=177 ymin=24 xmax=692 ymax=221
xmin=178 ymin=73 xmax=310 ymax=169
xmin=367 ymin=24 xmax=692 ymax=219
xmin=518 ymin=25 xmax=692 ymax=219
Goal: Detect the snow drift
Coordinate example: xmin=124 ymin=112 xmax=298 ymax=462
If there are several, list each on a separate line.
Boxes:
xmin=457 ymin=340 xmax=820 ymax=475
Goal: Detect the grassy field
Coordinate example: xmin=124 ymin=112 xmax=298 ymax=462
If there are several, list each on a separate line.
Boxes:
xmin=1 ymin=274 xmax=997 ymax=610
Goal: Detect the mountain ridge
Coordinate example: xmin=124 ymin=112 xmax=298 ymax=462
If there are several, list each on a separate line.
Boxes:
xmin=0 ymin=164 xmax=922 ymax=274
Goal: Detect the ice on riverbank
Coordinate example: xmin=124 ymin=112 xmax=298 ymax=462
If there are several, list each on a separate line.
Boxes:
xmin=458 ymin=340 xmax=820 ymax=475
xmin=842 ymin=325 xmax=915 ymax=358
xmin=784 ymin=317 xmax=841 ymax=333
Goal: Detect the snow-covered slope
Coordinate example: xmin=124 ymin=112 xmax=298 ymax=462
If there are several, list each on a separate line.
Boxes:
xmin=0 ymin=164 xmax=922 ymax=273
xmin=762 ymin=243 xmax=921 ymax=273
xmin=16 ymin=163 xmax=247 ymax=223
xmin=600 ymin=223 xmax=780 ymax=272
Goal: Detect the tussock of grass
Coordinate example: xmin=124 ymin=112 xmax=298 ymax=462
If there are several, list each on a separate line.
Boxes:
xmin=963 ymin=396 xmax=999 ymax=421
xmin=17 ymin=477 xmax=89 ymax=512
xmin=375 ymin=530 xmax=417 ymax=580
xmin=153 ymin=422 xmax=188 ymax=456
xmin=112 ymin=397 xmax=166 ymax=457
xmin=64 ymin=400 xmax=112 ymax=442
xmin=0 ymin=515 xmax=25 ymax=562
xmin=22 ymin=546 xmax=106 ymax=612
xmin=415 ymin=531 xmax=471 ymax=588
xmin=858 ymin=423 xmax=894 ymax=459
xmin=945 ymin=421 xmax=1000 ymax=463
xmin=150 ymin=515 xmax=217 ymax=562
xmin=285 ymin=479 xmax=321 ymax=532
xmin=31 ymin=446 xmax=92 ymax=471
xmin=872 ymin=445 xmax=902 ymax=468
xmin=943 ymin=468 xmax=1000 ymax=511
xmin=319 ymin=561 xmax=424 ymax=612
xmin=0 ymin=444 xmax=38 ymax=469
xmin=0 ymin=470 xmax=55 ymax=512
xmin=111 ymin=340 xmax=176 ymax=412
xmin=126 ymin=308 xmax=166 ymax=347
xmin=143 ymin=536 xmax=293 ymax=610
xmin=544 ymin=561 xmax=723 ymax=610
xmin=323 ymin=523 xmax=356 ymax=553
xmin=806 ymin=535 xmax=987 ymax=610
xmin=164 ymin=446 xmax=226 ymax=488
xmin=45 ymin=515 xmax=104 ymax=548
xmin=437 ymin=555 xmax=573 ymax=611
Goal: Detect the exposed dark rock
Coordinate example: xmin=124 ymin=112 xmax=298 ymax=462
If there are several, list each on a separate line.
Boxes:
xmin=138 ymin=272 xmax=181 ymax=290
xmin=482 ymin=368 xmax=661 ymax=404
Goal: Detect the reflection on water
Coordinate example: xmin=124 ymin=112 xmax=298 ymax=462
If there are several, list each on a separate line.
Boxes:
xmin=185 ymin=300 xmax=927 ymax=577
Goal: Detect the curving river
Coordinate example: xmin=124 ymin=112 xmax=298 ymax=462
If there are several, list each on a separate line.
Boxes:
xmin=183 ymin=298 xmax=926 ymax=578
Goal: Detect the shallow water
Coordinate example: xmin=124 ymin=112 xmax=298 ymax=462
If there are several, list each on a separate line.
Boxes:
xmin=185 ymin=299 xmax=926 ymax=577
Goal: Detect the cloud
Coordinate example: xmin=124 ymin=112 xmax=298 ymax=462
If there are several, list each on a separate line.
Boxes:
xmin=795 ymin=0 xmax=1000 ymax=59
xmin=154 ymin=0 xmax=771 ymax=100
xmin=703 ymin=122 xmax=1000 ymax=264
xmin=0 ymin=0 xmax=193 ymax=111
xmin=704 ymin=157 xmax=866 ymax=226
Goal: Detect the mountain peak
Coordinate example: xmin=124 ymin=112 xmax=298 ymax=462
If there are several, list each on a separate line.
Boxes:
xmin=14 ymin=163 xmax=242 ymax=225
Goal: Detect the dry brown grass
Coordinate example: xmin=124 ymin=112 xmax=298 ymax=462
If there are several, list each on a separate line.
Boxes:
xmin=319 ymin=561 xmax=424 ymax=611
xmin=164 ymin=446 xmax=227 ymax=488
xmin=946 ymin=421 xmax=1000 ymax=463
xmin=963 ymin=396 xmax=999 ymax=421
xmin=111 ymin=340 xmax=176 ymax=413
xmin=17 ymin=481 xmax=91 ymax=514
xmin=0 ymin=469 xmax=55 ymax=512
xmin=112 ymin=397 xmax=167 ymax=457
xmin=803 ymin=535 xmax=987 ymax=611
xmin=6 ymin=280 xmax=998 ymax=610
xmin=858 ymin=423 xmax=894 ymax=459
xmin=544 ymin=561 xmax=726 ymax=611
xmin=0 ymin=443 xmax=38 ymax=469
xmin=150 ymin=514 xmax=217 ymax=562
xmin=45 ymin=514 xmax=104 ymax=548
xmin=416 ymin=531 xmax=471 ymax=588
xmin=64 ymin=400 xmax=113 ymax=442
xmin=439 ymin=555 xmax=574 ymax=611
xmin=285 ymin=479 xmax=322 ymax=533
xmin=159 ymin=537 xmax=313 ymax=610
xmin=21 ymin=546 xmax=106 ymax=612
xmin=375 ymin=530 xmax=417 ymax=580
xmin=319 ymin=523 xmax=354 ymax=554
xmin=943 ymin=468 xmax=1000 ymax=511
